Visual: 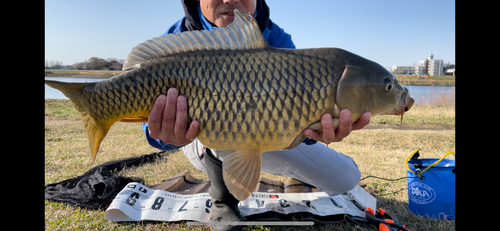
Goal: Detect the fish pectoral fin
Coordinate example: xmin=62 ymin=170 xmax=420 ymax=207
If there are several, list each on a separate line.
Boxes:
xmin=305 ymin=117 xmax=340 ymax=134
xmin=285 ymin=134 xmax=306 ymax=150
xmin=222 ymin=150 xmax=262 ymax=201
xmin=119 ymin=115 xmax=149 ymax=123
xmin=307 ymin=121 xmax=323 ymax=132
xmin=284 ymin=121 xmax=326 ymax=150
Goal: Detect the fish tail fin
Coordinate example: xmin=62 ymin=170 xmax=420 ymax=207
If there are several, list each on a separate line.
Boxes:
xmin=45 ymin=80 xmax=108 ymax=164
xmin=222 ymin=150 xmax=262 ymax=201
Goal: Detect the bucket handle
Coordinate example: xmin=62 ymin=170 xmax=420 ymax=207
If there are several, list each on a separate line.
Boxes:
xmin=405 ymin=149 xmax=455 ymax=177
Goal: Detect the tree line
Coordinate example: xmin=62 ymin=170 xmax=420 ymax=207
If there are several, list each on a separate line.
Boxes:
xmin=45 ymin=57 xmax=124 ymax=70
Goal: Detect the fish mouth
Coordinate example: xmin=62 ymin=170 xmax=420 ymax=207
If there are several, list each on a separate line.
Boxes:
xmin=391 ymin=87 xmax=414 ymax=113
xmin=397 ymin=96 xmax=414 ymax=117
xmin=386 ymin=88 xmax=415 ymax=124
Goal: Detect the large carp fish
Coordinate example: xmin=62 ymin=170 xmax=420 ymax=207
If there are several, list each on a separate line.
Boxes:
xmin=45 ymin=9 xmax=414 ymax=201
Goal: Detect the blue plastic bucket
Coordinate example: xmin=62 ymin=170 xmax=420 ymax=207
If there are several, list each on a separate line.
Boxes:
xmin=407 ymin=156 xmax=455 ymax=220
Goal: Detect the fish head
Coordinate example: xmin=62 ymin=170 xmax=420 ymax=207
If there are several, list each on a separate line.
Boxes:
xmin=335 ymin=53 xmax=414 ymax=122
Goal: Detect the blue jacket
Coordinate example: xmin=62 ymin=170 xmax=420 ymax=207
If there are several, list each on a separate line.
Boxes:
xmin=143 ymin=1 xmax=316 ymax=151
xmin=163 ymin=16 xmax=296 ymax=49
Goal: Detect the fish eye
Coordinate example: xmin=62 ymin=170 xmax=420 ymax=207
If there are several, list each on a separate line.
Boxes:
xmin=383 ymin=77 xmax=393 ymax=91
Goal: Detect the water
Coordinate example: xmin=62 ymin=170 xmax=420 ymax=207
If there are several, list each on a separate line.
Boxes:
xmin=405 ymin=85 xmax=455 ymax=106
xmin=45 ymin=77 xmax=105 ymax=99
xmin=45 ymin=77 xmax=455 ymax=105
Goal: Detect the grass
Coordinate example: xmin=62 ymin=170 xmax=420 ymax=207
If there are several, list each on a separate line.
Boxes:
xmin=45 ymin=99 xmax=455 ymax=231
xmin=369 ymin=106 xmax=454 ymax=129
xmin=396 ymin=75 xmax=455 ymax=86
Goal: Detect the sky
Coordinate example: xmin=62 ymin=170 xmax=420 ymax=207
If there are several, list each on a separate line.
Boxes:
xmin=45 ymin=0 xmax=455 ymax=69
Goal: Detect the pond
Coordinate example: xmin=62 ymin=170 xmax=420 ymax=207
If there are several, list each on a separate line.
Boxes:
xmin=45 ymin=77 xmax=455 ymax=106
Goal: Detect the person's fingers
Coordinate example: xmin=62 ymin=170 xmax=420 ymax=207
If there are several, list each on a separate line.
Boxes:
xmin=303 ymin=128 xmax=320 ymax=140
xmin=352 ymin=111 xmax=371 ymax=131
xmin=320 ymin=113 xmax=335 ymax=144
xmin=185 ymin=120 xmax=200 ymax=141
xmin=333 ymin=109 xmax=352 ymax=142
xmin=173 ymin=95 xmax=188 ymax=139
xmin=160 ymin=88 xmax=178 ymax=140
xmin=148 ymin=94 xmax=167 ymax=138
xmin=303 ymin=127 xmax=331 ymax=145
xmin=303 ymin=110 xmax=370 ymax=144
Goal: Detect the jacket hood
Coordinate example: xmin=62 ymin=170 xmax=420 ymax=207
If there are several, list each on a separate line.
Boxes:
xmin=181 ymin=0 xmax=270 ymax=32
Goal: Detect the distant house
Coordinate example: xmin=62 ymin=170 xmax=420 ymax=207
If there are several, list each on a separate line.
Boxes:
xmin=443 ymin=63 xmax=455 ymax=76
xmin=391 ymin=66 xmax=415 ymax=75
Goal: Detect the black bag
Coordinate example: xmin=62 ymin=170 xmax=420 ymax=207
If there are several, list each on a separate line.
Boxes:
xmin=45 ymin=151 xmax=167 ymax=210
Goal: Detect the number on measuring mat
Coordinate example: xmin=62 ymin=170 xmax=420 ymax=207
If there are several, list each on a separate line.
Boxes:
xmin=126 ymin=192 xmax=140 ymax=206
xmin=178 ymin=201 xmax=188 ymax=212
xmin=151 ymin=197 xmax=164 ymax=210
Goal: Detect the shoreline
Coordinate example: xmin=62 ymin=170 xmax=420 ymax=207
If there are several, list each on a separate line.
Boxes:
xmin=45 ymin=70 xmax=123 ymax=79
xmin=399 ymin=80 xmax=455 ymax=86
xmin=395 ymin=75 xmax=455 ymax=86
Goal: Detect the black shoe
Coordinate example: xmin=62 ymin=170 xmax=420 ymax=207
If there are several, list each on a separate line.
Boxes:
xmin=204 ymin=148 xmax=244 ymax=231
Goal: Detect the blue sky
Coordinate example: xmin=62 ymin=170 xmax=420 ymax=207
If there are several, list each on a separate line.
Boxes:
xmin=45 ymin=0 xmax=455 ymax=69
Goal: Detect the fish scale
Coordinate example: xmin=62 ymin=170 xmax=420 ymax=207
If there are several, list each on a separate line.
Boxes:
xmin=77 ymin=48 xmax=334 ymax=153
xmin=45 ymin=9 xmax=414 ymax=201
xmin=138 ymin=48 xmax=339 ymax=151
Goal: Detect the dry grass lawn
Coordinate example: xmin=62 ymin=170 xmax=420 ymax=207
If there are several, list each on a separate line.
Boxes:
xmin=45 ymin=99 xmax=455 ymax=230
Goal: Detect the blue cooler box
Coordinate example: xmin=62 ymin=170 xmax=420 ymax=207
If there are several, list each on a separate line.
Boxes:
xmin=407 ymin=158 xmax=455 ymax=220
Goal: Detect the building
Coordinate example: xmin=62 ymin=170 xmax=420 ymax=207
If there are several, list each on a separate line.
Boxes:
xmin=414 ymin=54 xmax=443 ymax=76
xmin=392 ymin=54 xmax=449 ymax=76
xmin=443 ymin=63 xmax=455 ymax=76
xmin=427 ymin=54 xmax=443 ymax=76
xmin=414 ymin=62 xmax=425 ymax=76
xmin=391 ymin=66 xmax=415 ymax=75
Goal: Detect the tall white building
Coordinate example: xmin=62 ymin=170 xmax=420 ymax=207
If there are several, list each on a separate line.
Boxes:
xmin=415 ymin=60 xmax=426 ymax=76
xmin=427 ymin=54 xmax=443 ymax=76
xmin=414 ymin=54 xmax=443 ymax=76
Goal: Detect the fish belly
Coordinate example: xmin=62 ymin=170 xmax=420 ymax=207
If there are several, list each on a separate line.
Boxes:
xmin=82 ymin=48 xmax=337 ymax=151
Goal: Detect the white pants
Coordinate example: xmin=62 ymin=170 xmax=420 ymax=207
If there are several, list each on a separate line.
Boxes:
xmin=183 ymin=139 xmax=361 ymax=196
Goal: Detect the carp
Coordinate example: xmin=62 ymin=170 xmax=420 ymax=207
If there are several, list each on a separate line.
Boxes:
xmin=45 ymin=9 xmax=414 ymax=201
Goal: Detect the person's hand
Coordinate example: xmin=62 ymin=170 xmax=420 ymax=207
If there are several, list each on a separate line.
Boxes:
xmin=148 ymin=88 xmax=200 ymax=146
xmin=303 ymin=109 xmax=371 ymax=144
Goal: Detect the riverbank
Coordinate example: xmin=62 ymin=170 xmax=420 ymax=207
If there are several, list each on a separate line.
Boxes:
xmin=396 ymin=75 xmax=455 ymax=86
xmin=45 ymin=99 xmax=454 ymax=230
xmin=45 ymin=70 xmax=123 ymax=79
xmin=45 ymin=71 xmax=456 ymax=86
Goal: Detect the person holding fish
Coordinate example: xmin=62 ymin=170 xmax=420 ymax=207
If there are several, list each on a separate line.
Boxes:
xmin=46 ymin=0 xmax=415 ymax=229
xmin=144 ymin=0 xmax=371 ymax=229
xmin=47 ymin=0 xmax=414 ymax=229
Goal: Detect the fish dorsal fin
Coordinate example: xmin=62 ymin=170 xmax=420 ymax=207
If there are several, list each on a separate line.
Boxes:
xmin=122 ymin=9 xmax=267 ymax=71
